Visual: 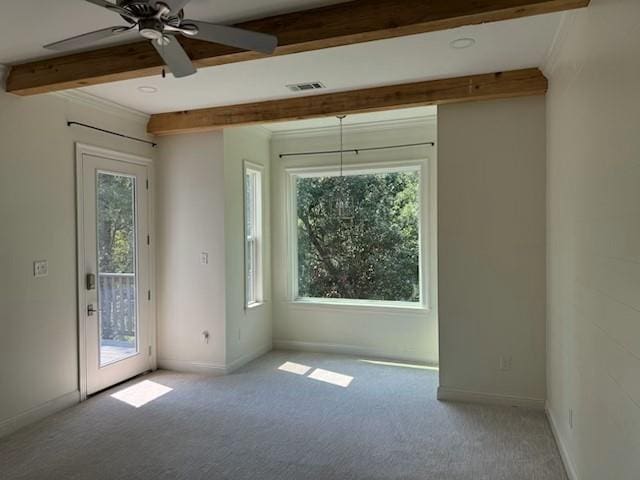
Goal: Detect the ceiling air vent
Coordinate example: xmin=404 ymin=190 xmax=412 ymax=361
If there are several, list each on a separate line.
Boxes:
xmin=286 ymin=82 xmax=326 ymax=92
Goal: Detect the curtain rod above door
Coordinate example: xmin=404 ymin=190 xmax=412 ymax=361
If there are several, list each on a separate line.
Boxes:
xmin=67 ymin=121 xmax=157 ymax=147
xmin=278 ymin=141 xmax=435 ymax=158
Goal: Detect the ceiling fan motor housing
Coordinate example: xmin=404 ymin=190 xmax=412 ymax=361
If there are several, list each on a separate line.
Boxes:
xmin=117 ymin=0 xmax=155 ymax=19
xmin=117 ymin=0 xmax=184 ymax=24
xmin=113 ymin=0 xmax=185 ymax=42
xmin=139 ymin=18 xmax=165 ymax=40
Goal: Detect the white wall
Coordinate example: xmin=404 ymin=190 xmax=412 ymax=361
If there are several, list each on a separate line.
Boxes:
xmin=156 ymin=127 xmax=273 ymax=374
xmin=438 ymin=96 xmax=547 ymax=407
xmin=271 ymin=120 xmax=439 ymax=364
xmin=224 ymin=127 xmax=273 ymax=370
xmin=545 ymin=0 xmax=640 ymax=477
xmin=156 ymin=132 xmax=227 ymax=374
xmin=0 ymin=88 xmax=155 ymax=436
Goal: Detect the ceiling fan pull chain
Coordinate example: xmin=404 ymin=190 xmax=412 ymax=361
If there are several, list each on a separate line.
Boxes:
xmin=161 ymin=38 xmax=166 ymax=78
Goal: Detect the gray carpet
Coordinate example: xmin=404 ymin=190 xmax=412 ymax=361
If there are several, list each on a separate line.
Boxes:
xmin=0 ymin=351 xmax=567 ymax=479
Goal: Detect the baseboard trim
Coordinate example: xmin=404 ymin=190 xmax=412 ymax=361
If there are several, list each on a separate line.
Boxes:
xmin=546 ymin=402 xmax=578 ymax=480
xmin=437 ymin=386 xmax=545 ymax=410
xmin=273 ymin=339 xmax=436 ymax=365
xmin=226 ymin=344 xmax=272 ymax=374
xmin=157 ymin=358 xmax=226 ymax=375
xmin=0 ymin=390 xmax=80 ymax=439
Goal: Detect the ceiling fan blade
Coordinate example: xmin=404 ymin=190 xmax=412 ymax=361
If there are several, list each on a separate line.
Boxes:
xmin=84 ymin=0 xmax=115 ymax=7
xmin=151 ymin=0 xmax=193 ymax=14
xmin=186 ymin=21 xmax=278 ymax=55
xmin=152 ymin=36 xmax=197 ymax=78
xmin=44 ymin=26 xmax=132 ymax=51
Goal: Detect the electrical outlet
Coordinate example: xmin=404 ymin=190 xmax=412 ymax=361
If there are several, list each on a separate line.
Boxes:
xmin=499 ymin=356 xmax=512 ymax=371
xmin=33 ymin=260 xmax=48 ymax=278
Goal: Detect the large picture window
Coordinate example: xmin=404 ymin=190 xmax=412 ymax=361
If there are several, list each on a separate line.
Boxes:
xmin=291 ymin=164 xmax=423 ymax=305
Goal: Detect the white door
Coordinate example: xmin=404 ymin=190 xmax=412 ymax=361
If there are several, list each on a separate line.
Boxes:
xmin=78 ymin=149 xmax=152 ymax=395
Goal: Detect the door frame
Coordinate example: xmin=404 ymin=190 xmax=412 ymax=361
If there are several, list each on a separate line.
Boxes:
xmin=75 ymin=143 xmax=156 ymax=400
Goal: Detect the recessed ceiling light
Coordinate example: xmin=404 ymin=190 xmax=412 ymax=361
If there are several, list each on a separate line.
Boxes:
xmin=450 ymin=38 xmax=476 ymax=49
xmin=137 ymin=86 xmax=158 ymax=94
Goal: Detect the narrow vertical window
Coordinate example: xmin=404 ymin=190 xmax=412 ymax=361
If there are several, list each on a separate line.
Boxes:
xmin=244 ymin=162 xmax=263 ymax=307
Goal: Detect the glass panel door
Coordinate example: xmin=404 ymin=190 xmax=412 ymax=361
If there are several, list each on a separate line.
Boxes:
xmin=79 ymin=151 xmax=151 ymax=396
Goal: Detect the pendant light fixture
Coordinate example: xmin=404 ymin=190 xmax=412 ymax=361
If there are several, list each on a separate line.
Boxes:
xmin=335 ymin=115 xmax=354 ymax=221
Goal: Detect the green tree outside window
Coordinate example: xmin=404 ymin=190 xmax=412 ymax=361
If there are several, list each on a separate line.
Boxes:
xmin=296 ymin=170 xmax=420 ymax=302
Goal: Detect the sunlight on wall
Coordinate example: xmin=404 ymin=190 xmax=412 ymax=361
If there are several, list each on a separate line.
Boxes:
xmin=358 ymin=359 xmax=439 ymax=371
xmin=110 ymin=380 xmax=173 ymax=408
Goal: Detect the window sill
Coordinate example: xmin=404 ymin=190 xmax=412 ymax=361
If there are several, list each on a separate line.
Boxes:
xmin=246 ymin=302 xmax=266 ymax=310
xmin=289 ymin=298 xmax=431 ymax=315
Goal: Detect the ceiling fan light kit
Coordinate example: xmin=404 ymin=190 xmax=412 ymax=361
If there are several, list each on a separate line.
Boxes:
xmin=44 ymin=0 xmax=278 ymax=78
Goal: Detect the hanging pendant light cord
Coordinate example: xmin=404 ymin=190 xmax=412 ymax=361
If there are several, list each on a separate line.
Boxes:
xmin=338 ymin=115 xmax=346 ymax=177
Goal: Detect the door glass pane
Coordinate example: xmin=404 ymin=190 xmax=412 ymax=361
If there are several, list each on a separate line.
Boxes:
xmin=96 ymin=172 xmax=138 ymax=366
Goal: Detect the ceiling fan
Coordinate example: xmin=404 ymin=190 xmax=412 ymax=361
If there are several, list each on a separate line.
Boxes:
xmin=44 ymin=0 xmax=278 ymax=78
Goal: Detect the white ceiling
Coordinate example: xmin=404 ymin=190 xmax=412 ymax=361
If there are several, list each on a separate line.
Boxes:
xmin=80 ymin=12 xmax=563 ymax=114
xmin=0 ymin=1 xmax=564 ymax=115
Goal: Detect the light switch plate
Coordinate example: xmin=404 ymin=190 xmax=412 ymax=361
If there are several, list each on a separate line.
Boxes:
xmin=34 ymin=260 xmax=48 ymax=278
xmin=201 ymin=252 xmax=209 ymax=265
xmin=499 ymin=355 xmax=512 ymax=371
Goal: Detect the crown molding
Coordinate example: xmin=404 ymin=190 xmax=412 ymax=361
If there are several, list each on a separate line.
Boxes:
xmin=52 ymin=90 xmax=150 ymax=124
xmin=269 ymin=114 xmax=437 ymax=140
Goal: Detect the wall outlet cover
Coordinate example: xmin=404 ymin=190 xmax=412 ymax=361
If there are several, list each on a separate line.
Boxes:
xmin=34 ymin=260 xmax=48 ymax=278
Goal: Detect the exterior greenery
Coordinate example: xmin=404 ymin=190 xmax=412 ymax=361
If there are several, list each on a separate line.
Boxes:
xmin=97 ymin=173 xmax=137 ymax=343
xmin=97 ymin=173 xmax=136 ymax=274
xmin=296 ymin=170 xmax=420 ymax=302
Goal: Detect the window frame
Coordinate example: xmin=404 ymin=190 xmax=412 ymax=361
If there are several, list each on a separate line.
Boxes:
xmin=285 ymin=160 xmax=430 ymax=311
xmin=243 ymin=160 xmax=265 ymax=309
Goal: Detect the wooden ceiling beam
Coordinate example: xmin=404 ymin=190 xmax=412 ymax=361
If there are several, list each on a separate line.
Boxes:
xmin=7 ymin=0 xmax=588 ymax=96
xmin=147 ymin=68 xmax=548 ymax=135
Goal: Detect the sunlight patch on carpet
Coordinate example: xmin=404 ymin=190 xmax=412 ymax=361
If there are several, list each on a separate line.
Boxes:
xmin=308 ymin=368 xmax=353 ymax=387
xmin=110 ymin=380 xmax=173 ymax=408
xmin=278 ymin=361 xmax=313 ymax=375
